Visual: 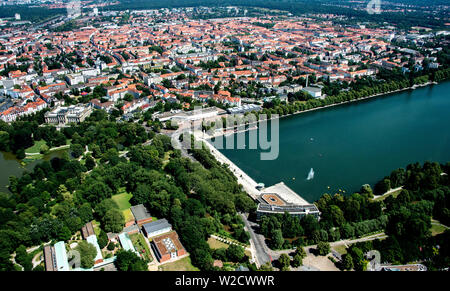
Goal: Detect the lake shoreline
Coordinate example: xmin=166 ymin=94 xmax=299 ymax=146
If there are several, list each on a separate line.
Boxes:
xmin=205 ymin=81 xmax=438 ymax=139
xmin=213 ymin=80 xmax=450 ymax=202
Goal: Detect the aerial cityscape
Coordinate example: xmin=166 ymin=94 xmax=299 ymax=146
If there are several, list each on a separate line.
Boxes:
xmin=0 ymin=0 xmax=449 ymax=279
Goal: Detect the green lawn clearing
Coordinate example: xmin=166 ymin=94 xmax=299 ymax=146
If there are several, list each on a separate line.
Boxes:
xmin=207 ymin=237 xmax=230 ymax=249
xmin=159 ymin=256 xmax=199 ymax=271
xmin=25 ymin=140 xmax=47 ymax=154
xmin=431 ymin=224 xmax=446 ymax=236
xmin=123 ymin=209 xmax=134 ymax=224
xmin=373 ymin=188 xmax=403 ymax=202
xmin=333 ymin=244 xmax=348 ymax=255
xmin=112 ymin=189 xmax=133 ymax=211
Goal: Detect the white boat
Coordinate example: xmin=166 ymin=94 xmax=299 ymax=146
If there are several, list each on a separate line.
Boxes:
xmin=307 ymin=168 xmax=315 ymax=180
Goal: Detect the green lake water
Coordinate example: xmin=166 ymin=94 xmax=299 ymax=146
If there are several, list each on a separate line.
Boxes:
xmin=0 ymin=150 xmax=67 ymax=193
xmin=218 ymin=81 xmax=450 ymax=202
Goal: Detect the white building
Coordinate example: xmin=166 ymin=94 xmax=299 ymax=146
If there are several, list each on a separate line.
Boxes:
xmin=302 ymin=86 xmax=322 ymax=98
xmin=65 ymin=74 xmax=84 ymax=86
xmin=144 ymin=73 xmax=163 ymax=86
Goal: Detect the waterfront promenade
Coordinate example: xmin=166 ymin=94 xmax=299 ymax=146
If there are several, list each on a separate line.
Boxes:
xmin=194 ymin=131 xmax=261 ymax=200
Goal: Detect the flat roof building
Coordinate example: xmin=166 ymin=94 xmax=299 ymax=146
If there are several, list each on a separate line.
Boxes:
xmin=130 ymin=204 xmax=153 ymax=226
xmin=118 ymin=233 xmax=138 ymax=255
xmin=43 ymin=245 xmax=57 ymax=271
xmin=54 ymin=241 xmax=70 ymax=271
xmin=86 ymin=235 xmax=104 ymax=265
xmin=302 ymin=86 xmax=322 ymax=98
xmin=151 ymin=231 xmax=186 ymax=263
xmin=142 ymin=219 xmax=172 ymax=238
xmin=256 ymin=183 xmax=320 ymax=220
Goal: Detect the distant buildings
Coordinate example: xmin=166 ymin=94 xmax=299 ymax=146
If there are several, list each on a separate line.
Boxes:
xmin=154 ymin=107 xmax=221 ymax=122
xmin=226 ymin=104 xmax=261 ymax=114
xmin=45 ymin=105 xmax=92 ymax=125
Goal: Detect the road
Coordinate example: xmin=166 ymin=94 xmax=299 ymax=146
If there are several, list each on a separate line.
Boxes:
xmin=239 ymin=213 xmax=271 ymax=267
xmin=164 ymin=130 xmax=197 ymax=162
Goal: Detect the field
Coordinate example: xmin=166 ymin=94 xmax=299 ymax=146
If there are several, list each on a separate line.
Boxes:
xmin=25 ymin=140 xmax=46 ymax=154
xmin=112 ymin=189 xmax=133 ymax=210
xmin=207 ymin=237 xmax=230 ymax=249
xmin=122 ymin=209 xmax=134 ymax=223
xmin=430 ymin=219 xmax=448 ymax=236
xmin=112 ymin=189 xmax=133 ymax=223
xmin=159 ymin=256 xmax=199 ymax=271
xmin=207 ymin=237 xmax=252 ymax=258
xmin=431 ymin=224 xmax=446 ymax=236
xmin=332 ymin=244 xmax=347 ymax=255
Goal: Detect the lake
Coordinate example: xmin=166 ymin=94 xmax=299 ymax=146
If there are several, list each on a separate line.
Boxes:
xmin=0 ymin=150 xmax=67 ymax=193
xmin=218 ymin=81 xmax=450 ymax=203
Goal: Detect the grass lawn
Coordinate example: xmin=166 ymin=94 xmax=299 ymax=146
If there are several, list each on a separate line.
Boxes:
xmin=112 ymin=189 xmax=133 ymax=211
xmin=373 ymin=188 xmax=403 ymax=202
xmin=430 ymin=219 xmax=448 ymax=236
xmin=159 ymin=256 xmax=199 ymax=271
xmin=129 ymin=233 xmax=153 ymax=262
xmin=333 ymin=244 xmax=348 ymax=255
xmin=207 ymin=237 xmax=230 ymax=249
xmin=25 ymin=140 xmax=47 ymax=154
xmin=22 ymin=154 xmax=43 ymax=163
xmin=431 ymin=224 xmax=446 ymax=236
xmin=112 ymin=189 xmax=134 ymax=224
xmin=123 ymin=209 xmax=134 ymax=223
